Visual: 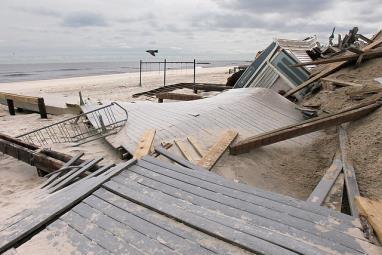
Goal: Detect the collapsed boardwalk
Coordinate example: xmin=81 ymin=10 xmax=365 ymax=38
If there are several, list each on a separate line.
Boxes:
xmin=1 ymin=156 xmax=380 ymax=254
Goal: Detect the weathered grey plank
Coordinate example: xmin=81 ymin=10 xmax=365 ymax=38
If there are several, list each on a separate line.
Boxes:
xmin=61 ymin=210 xmax=143 ymax=255
xmin=40 ymin=152 xmax=84 ymax=188
xmin=141 ymin=156 xmax=359 ymax=225
xmin=307 ymin=151 xmax=343 ymax=205
xmin=115 ymin=171 xmax=366 ymax=254
xmin=137 ymin=158 xmax=360 ymax=230
xmin=92 ymin=189 xmax=249 ymax=255
xmin=71 ymin=202 xmax=178 ymax=255
xmin=47 ymin=157 xmax=104 ymax=193
xmin=102 ymin=180 xmax=304 ymax=255
xmin=45 ymin=157 xmax=103 ymax=191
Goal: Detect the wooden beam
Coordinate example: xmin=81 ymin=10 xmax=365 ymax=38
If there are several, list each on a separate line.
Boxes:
xmin=347 ymin=47 xmax=364 ymax=54
xmin=307 ymin=151 xmax=342 ymax=205
xmin=355 ymin=196 xmax=382 ymax=243
xmin=157 ymin=92 xmax=203 ymax=102
xmin=134 ymin=129 xmax=156 ymax=160
xmin=338 ymin=125 xmax=360 ymax=217
xmin=321 ymin=78 xmax=362 ymax=87
xmin=357 ymin=34 xmax=373 ymax=44
xmin=290 ymin=48 xmax=382 ymax=67
xmin=192 ymin=84 xmax=232 ymax=92
xmin=285 ymin=37 xmax=382 ymax=96
xmin=198 ymin=129 xmax=238 ymax=170
xmin=230 ymin=101 xmax=382 ymax=155
xmin=174 ymin=139 xmax=194 ymax=162
xmin=0 ymin=92 xmax=41 ymax=105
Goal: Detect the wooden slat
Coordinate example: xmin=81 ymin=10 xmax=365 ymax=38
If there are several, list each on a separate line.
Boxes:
xmin=307 ymin=151 xmax=343 ymax=205
xmin=355 ymin=196 xmax=382 ymax=243
xmin=285 ymin=37 xmax=382 ymax=96
xmin=133 ymin=129 xmax=156 ymax=159
xmin=198 ymin=129 xmax=238 ymax=170
xmin=174 ymin=139 xmax=194 ymax=162
xmin=338 ymin=126 xmax=360 ymax=217
xmin=230 ymin=101 xmax=381 ymax=155
xmin=187 ymin=136 xmax=206 ymax=157
xmin=154 ymin=146 xmax=207 ymax=171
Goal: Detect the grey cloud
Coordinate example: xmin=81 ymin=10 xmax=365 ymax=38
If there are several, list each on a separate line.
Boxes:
xmin=215 ymin=0 xmax=334 ymax=15
xmin=62 ymin=12 xmax=108 ymax=27
xmin=14 ymin=6 xmax=62 ymax=17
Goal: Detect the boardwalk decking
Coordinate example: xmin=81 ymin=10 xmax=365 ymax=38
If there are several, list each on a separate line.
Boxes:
xmin=1 ymin=157 xmax=380 ymax=254
xmin=82 ymin=88 xmax=319 ymax=155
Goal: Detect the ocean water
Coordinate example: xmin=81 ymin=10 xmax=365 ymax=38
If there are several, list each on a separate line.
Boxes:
xmin=0 ymin=60 xmax=249 ymax=83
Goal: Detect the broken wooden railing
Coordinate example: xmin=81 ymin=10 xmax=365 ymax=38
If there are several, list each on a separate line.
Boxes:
xmin=0 ymin=92 xmax=47 ymax=118
xmin=229 ymin=99 xmax=382 ymax=155
xmin=0 ymin=132 xmax=96 ymax=175
xmin=16 ymin=102 xmax=128 ymax=147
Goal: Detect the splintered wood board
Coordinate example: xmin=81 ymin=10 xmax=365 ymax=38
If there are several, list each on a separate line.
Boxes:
xmin=198 ymin=129 xmax=238 ymax=170
xmin=134 ymin=129 xmax=156 ymax=160
xmin=355 ymin=196 xmax=382 ymax=243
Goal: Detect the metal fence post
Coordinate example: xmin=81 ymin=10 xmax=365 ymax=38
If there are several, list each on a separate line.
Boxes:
xmin=193 ymin=59 xmax=197 ymax=94
xmin=164 ymin=59 xmax=167 ymax=87
xmin=139 ymin=60 xmax=142 ymax=86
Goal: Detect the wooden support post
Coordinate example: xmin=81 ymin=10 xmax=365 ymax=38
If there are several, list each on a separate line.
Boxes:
xmin=37 ymin=98 xmax=47 ymax=119
xmin=193 ymin=59 xmax=197 ymax=94
xmin=198 ymin=129 xmax=238 ymax=170
xmin=158 ymin=98 xmax=164 ymax=103
xmin=6 ymin=99 xmax=15 ymax=116
xmin=134 ymin=129 xmax=156 ymax=160
xmin=230 ymin=101 xmax=382 ymax=155
xmin=139 ymin=60 xmax=142 ymax=86
xmin=355 ymin=196 xmax=382 ymax=243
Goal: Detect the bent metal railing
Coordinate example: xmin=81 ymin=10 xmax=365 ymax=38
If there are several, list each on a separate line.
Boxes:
xmin=17 ymin=102 xmax=128 ymax=147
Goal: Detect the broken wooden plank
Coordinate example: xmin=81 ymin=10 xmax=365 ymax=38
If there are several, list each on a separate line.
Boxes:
xmin=355 ymin=196 xmax=382 ymax=243
xmin=133 ymin=129 xmax=156 ymax=160
xmin=187 ymin=136 xmax=206 ymax=157
xmin=157 ymin=92 xmax=203 ymax=103
xmin=154 ymin=146 xmax=207 ymax=171
xmin=338 ymin=125 xmax=360 ymax=217
xmin=290 ymin=48 xmax=382 ymax=67
xmin=174 ymin=139 xmax=194 ymax=162
xmin=198 ymin=129 xmax=238 ymax=170
xmin=285 ymin=37 xmax=382 ymax=96
xmin=323 ymin=173 xmax=345 ymax=212
xmin=230 ymin=101 xmax=382 ymax=155
xmin=347 ymin=47 xmax=365 ymax=54
xmin=307 ymin=151 xmax=342 ymax=205
xmin=321 ymin=78 xmax=362 ymax=87
xmin=0 ymin=92 xmax=47 ymax=118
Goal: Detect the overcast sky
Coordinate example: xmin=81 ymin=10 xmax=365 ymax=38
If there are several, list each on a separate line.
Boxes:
xmin=0 ymin=0 xmax=381 ymax=63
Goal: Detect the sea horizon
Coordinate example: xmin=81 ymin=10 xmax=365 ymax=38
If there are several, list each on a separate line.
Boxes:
xmin=0 ymin=59 xmax=250 ymax=83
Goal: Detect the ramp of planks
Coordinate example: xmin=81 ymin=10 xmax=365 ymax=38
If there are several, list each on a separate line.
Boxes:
xmin=1 ymin=156 xmax=380 ymax=255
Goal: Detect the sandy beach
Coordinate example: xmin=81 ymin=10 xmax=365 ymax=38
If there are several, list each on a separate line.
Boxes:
xmin=0 ymin=66 xmax=232 ymax=221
